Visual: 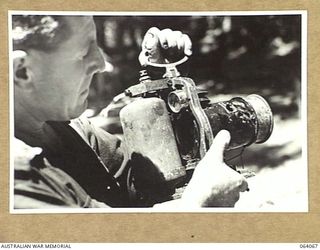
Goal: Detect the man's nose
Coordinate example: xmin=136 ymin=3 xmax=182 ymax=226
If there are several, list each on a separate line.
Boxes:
xmin=96 ymin=47 xmax=107 ymax=73
xmin=88 ymin=44 xmax=107 ymax=74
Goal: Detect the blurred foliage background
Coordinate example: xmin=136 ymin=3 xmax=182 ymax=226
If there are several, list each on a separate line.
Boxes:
xmin=89 ymin=15 xmax=301 ymax=120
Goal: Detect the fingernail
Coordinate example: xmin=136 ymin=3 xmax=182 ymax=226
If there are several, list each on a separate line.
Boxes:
xmin=218 ymin=130 xmax=231 ymax=141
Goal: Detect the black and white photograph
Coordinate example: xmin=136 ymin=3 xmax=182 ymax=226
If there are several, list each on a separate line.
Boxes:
xmin=9 ymin=11 xmax=307 ymax=213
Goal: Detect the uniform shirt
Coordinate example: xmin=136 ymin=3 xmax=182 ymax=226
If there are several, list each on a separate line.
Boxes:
xmin=14 ymin=117 xmax=129 ymax=209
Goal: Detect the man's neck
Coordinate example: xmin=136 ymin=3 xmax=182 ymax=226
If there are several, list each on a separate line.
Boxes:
xmin=14 ymin=98 xmax=49 ymax=148
xmin=15 ymin=116 xmax=45 ymax=148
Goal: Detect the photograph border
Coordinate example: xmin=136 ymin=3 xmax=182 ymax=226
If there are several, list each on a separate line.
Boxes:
xmin=8 ymin=10 xmax=308 ymax=215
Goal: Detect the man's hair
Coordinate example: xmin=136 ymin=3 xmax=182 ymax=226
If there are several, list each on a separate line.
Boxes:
xmin=12 ymin=15 xmax=69 ymax=51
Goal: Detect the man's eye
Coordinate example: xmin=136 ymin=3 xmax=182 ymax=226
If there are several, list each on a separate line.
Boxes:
xmin=83 ymin=49 xmax=90 ymax=58
xmin=78 ymin=48 xmax=89 ymax=60
xmin=77 ymin=40 xmax=96 ymax=60
xmin=80 ymin=41 xmax=95 ymax=59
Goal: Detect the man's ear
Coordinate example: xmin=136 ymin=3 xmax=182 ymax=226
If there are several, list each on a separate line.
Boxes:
xmin=13 ymin=50 xmax=33 ymax=90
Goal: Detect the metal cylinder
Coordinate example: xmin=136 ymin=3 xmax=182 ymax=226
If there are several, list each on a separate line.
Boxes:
xmin=119 ymin=97 xmax=186 ymax=190
xmin=243 ymin=94 xmax=273 ymax=143
xmin=204 ymin=94 xmax=273 ymax=149
xmin=168 ymin=90 xmax=189 ymax=113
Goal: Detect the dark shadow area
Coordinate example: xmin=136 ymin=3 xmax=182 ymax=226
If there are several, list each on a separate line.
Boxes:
xmin=234 ymin=142 xmax=302 ymax=170
xmin=128 ymin=152 xmax=178 ymax=206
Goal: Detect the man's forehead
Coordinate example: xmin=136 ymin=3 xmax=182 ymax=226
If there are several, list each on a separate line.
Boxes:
xmin=64 ymin=16 xmax=95 ymax=31
xmin=61 ymin=16 xmax=96 ymax=46
xmin=65 ymin=16 xmax=93 ymax=25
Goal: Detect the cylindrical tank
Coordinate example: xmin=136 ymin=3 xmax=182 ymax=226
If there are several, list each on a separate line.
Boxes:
xmin=119 ymin=97 xmax=186 ymax=194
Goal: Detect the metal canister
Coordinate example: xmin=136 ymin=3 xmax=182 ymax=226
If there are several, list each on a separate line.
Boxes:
xmin=119 ymin=97 xmax=186 ymax=192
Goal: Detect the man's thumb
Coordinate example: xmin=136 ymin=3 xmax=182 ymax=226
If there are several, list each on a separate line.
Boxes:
xmin=204 ymin=130 xmax=231 ymax=163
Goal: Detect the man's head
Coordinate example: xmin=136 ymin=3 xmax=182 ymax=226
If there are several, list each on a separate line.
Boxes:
xmin=13 ymin=15 xmax=106 ymax=122
xmin=12 ymin=15 xmax=69 ymax=52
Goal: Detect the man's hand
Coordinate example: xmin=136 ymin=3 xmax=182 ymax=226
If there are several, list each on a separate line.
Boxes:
xmin=139 ymin=27 xmax=192 ymax=66
xmin=181 ymin=130 xmax=248 ymax=207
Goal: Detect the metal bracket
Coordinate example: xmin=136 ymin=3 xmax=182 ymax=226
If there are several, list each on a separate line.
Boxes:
xmin=173 ymin=77 xmax=214 ymax=159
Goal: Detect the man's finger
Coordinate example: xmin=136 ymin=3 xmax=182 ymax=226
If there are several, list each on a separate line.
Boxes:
xmin=138 ymin=51 xmax=148 ymax=67
xmin=159 ymin=29 xmax=177 ymax=49
xmin=176 ymin=33 xmax=185 ymax=51
xmin=182 ymin=34 xmax=192 ymax=56
xmin=142 ymin=27 xmax=161 ymax=50
xmin=239 ymin=177 xmax=249 ymax=192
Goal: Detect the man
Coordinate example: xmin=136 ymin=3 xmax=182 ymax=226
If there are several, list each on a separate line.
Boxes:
xmin=12 ymin=15 xmax=247 ymax=208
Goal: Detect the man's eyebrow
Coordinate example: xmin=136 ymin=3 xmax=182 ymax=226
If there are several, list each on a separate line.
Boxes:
xmin=69 ymin=18 xmax=95 ymax=47
xmin=82 ymin=17 xmax=95 ymax=31
xmin=81 ymin=19 xmax=96 ymax=40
